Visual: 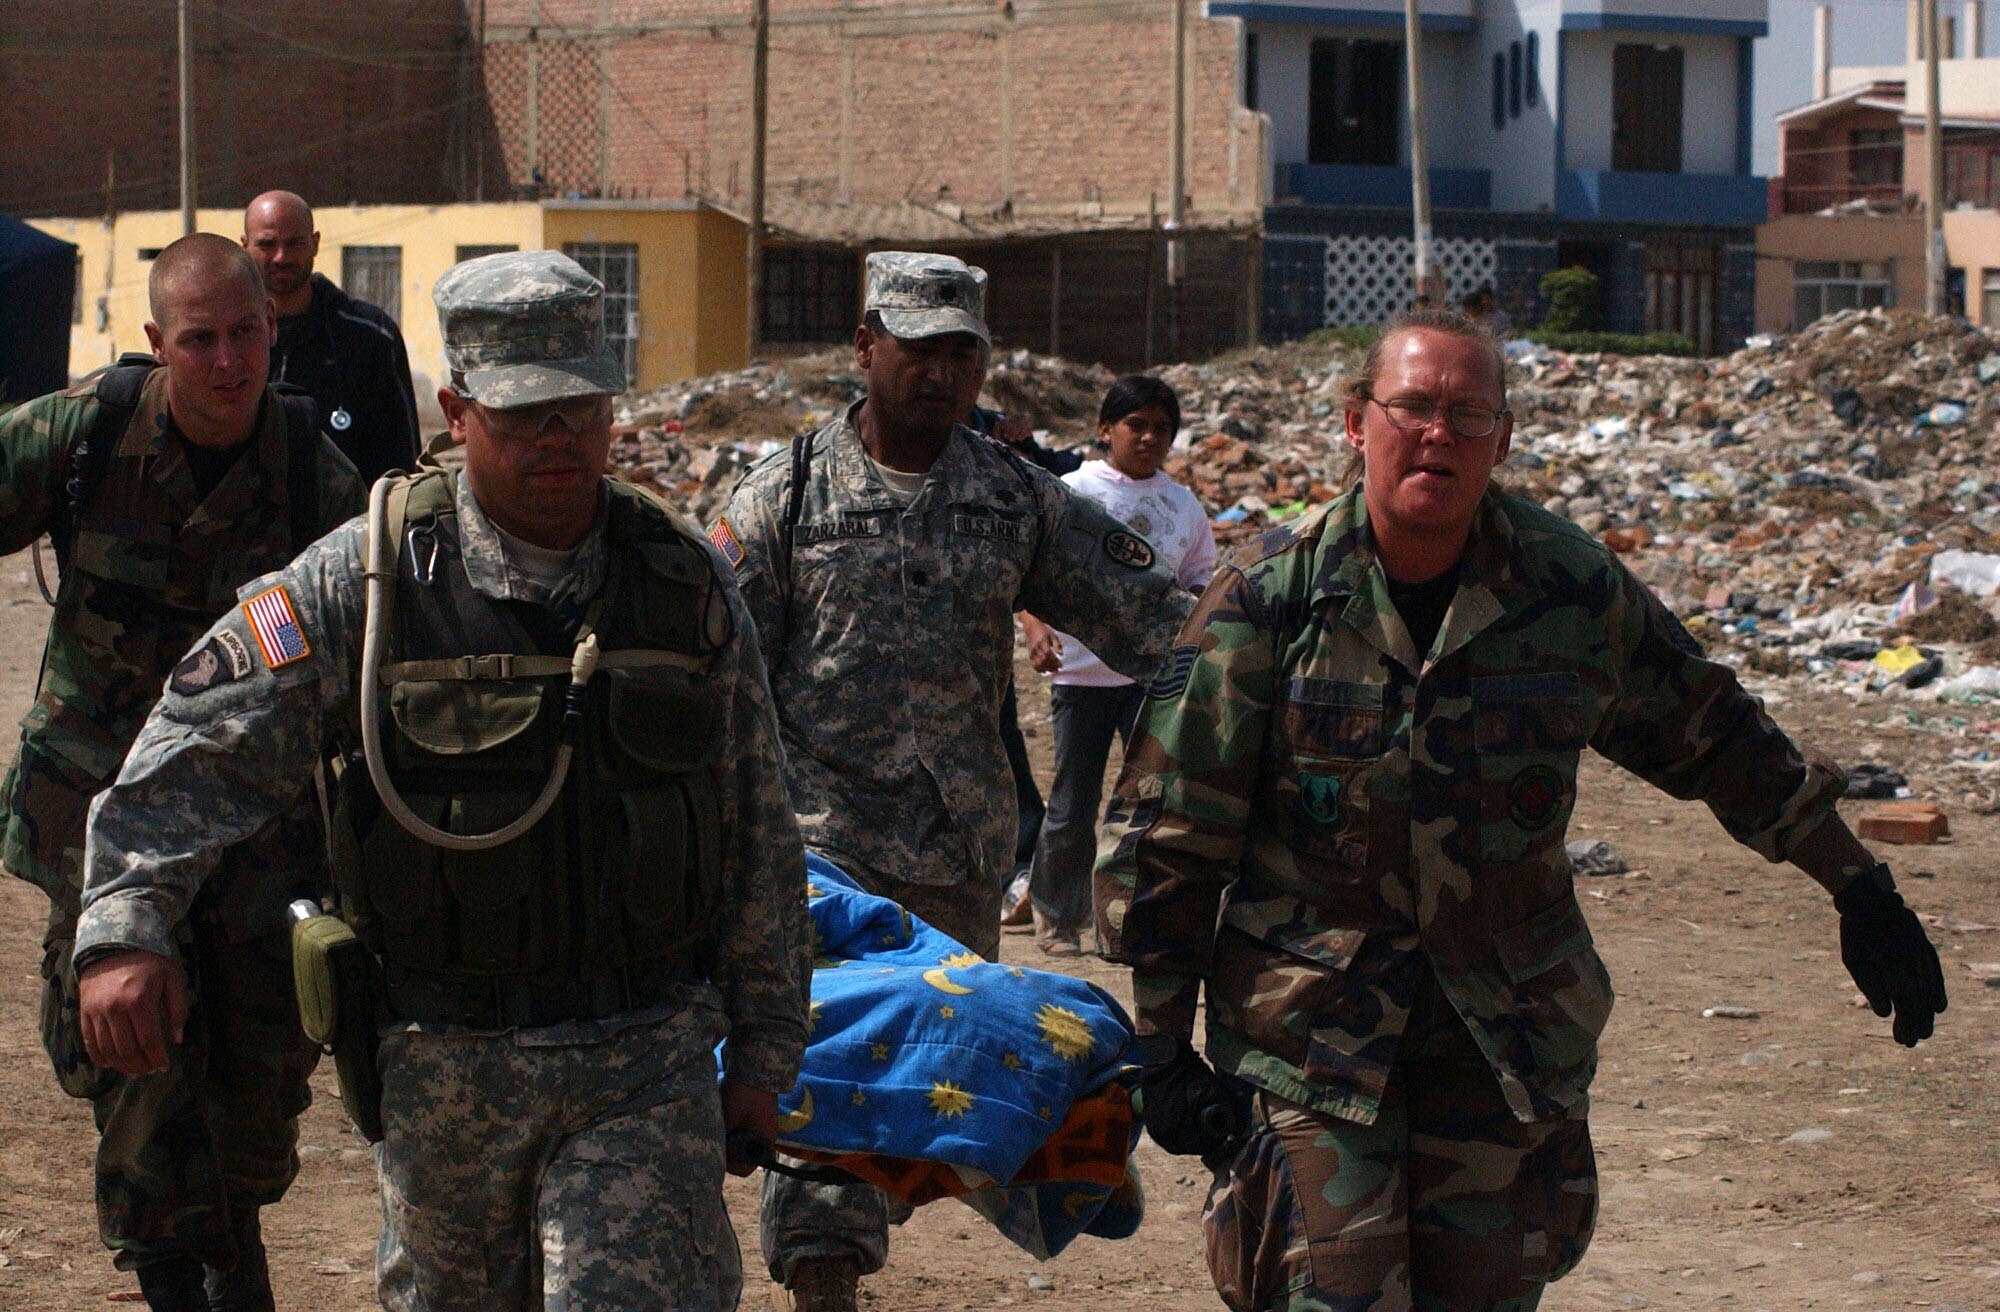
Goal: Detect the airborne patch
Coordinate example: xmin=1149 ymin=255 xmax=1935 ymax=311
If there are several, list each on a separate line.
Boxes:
xmin=1507 ymin=764 xmax=1565 ymax=831
xmin=1102 ymin=530 xmax=1155 ymax=570
xmin=167 ymin=630 xmax=254 ymax=697
xmin=708 ymin=516 xmax=747 ymax=568
xmin=1145 ymin=644 xmax=1198 ymax=700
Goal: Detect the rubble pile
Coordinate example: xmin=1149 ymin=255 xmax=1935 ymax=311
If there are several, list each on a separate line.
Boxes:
xmin=611 ymin=308 xmax=2000 ymax=801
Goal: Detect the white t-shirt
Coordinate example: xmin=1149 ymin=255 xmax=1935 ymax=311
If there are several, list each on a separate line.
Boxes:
xmin=1047 ymin=460 xmax=1217 ymax=687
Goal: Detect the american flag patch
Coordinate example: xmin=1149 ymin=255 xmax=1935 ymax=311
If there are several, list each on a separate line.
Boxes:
xmin=242 ymin=585 xmax=312 ymax=669
xmin=709 ymin=516 xmax=746 ymax=569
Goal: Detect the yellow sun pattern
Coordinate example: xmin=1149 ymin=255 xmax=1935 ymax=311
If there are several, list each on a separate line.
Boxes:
xmin=1036 ymin=1003 xmax=1095 ymax=1062
xmin=927 ymin=1080 xmax=976 ymax=1119
xmin=940 ymin=951 xmax=982 ymax=969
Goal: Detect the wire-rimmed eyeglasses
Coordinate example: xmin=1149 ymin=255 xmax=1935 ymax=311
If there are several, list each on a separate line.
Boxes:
xmin=1366 ymin=395 xmax=1511 ymax=440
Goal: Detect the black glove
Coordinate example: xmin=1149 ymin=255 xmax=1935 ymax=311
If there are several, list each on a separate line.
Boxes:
xmin=1836 ymin=863 xmax=1948 ymax=1047
xmin=1132 ymin=1034 xmax=1253 ymax=1164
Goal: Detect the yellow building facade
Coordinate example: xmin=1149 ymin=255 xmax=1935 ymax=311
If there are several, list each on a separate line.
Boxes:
xmin=30 ymin=199 xmax=747 ymax=399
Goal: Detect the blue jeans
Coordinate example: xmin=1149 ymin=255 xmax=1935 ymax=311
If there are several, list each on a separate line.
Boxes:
xmin=1027 ymin=682 xmax=1145 ymax=938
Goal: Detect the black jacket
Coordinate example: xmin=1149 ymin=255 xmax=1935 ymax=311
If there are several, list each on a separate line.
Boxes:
xmin=271 ymin=273 xmax=420 ymax=487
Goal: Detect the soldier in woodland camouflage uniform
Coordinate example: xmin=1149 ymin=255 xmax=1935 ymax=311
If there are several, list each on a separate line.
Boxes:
xmin=74 ymin=250 xmax=809 ymax=1312
xmin=1096 ymin=309 xmax=1948 ymax=1311
xmin=0 ymin=233 xmax=363 ymax=1311
xmin=712 ymin=251 xmax=1193 ymax=1311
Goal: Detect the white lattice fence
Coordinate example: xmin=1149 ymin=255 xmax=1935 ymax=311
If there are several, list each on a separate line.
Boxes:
xmin=1323 ymin=235 xmax=1498 ymax=326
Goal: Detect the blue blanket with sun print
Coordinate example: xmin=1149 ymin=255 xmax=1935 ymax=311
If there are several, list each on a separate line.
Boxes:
xmin=747 ymin=853 xmax=1145 ymax=1258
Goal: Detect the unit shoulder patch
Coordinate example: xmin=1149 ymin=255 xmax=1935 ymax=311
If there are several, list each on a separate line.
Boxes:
xmin=167 ymin=630 xmax=255 ymax=697
xmin=1103 ymin=530 xmax=1156 ymax=570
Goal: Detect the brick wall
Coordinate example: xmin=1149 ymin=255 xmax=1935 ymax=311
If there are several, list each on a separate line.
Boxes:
xmin=1 ymin=1 xmax=471 ymax=218
xmin=476 ymin=0 xmax=1257 ymax=224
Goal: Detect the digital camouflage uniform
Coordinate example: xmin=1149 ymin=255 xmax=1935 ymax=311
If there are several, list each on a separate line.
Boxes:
xmin=1096 ymin=486 xmax=1846 ymax=1311
xmin=0 ymin=368 xmax=362 ymax=1272
xmin=77 ymin=251 xmax=811 ymax=1312
xmin=713 ymin=253 xmax=1194 ymax=1286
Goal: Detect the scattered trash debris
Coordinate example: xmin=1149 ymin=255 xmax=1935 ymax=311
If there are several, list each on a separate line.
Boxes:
xmin=1856 ymin=800 xmax=1951 ymax=845
xmin=1566 ymin=839 xmax=1631 ymax=876
xmin=1701 ymin=1005 xmax=1761 ymax=1020
xmin=603 ymin=307 xmax=2000 ymax=803
xmin=1842 ymin=764 xmax=1909 ymax=799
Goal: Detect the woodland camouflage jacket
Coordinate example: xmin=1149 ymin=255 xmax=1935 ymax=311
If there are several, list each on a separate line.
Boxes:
xmin=0 ymin=370 xmax=362 ymax=908
xmin=1096 ymin=486 xmax=1845 ymax=1125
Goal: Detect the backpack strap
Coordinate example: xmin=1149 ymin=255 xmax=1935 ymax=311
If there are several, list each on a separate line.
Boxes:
xmin=55 ymin=353 xmax=160 ymax=569
xmin=777 ymin=428 xmax=815 ymax=592
xmin=274 ymin=384 xmax=324 ymax=553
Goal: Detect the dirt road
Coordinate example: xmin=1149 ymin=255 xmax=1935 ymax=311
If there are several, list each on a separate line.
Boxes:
xmin=0 ymin=554 xmax=1994 ymax=1311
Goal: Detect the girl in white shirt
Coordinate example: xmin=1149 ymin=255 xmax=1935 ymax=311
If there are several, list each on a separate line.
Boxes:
xmin=1017 ymin=376 xmax=1216 ymax=954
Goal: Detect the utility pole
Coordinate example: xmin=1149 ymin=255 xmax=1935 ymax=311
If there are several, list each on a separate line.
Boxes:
xmin=178 ymin=0 xmax=195 ymax=235
xmin=747 ymin=0 xmax=770 ymax=360
xmin=1166 ymin=0 xmax=1188 ymax=356
xmin=1404 ymin=0 xmax=1436 ymax=307
xmin=1924 ymin=0 xmax=1946 ymax=315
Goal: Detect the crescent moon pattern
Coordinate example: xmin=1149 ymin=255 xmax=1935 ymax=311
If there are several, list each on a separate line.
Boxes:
xmin=778 ymin=1085 xmax=815 ymax=1133
xmin=923 ymin=967 xmax=975 ymax=995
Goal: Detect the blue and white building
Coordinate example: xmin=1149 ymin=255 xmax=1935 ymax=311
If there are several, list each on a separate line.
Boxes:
xmin=1233 ymin=0 xmax=1769 ymax=351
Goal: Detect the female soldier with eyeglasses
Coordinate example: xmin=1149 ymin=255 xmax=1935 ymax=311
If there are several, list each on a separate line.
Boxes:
xmin=1095 ymin=307 xmax=1946 ymax=1311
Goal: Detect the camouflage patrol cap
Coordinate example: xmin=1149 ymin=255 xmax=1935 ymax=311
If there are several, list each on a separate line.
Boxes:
xmin=433 ymin=249 xmax=625 ymax=408
xmin=864 ymin=251 xmax=990 ymax=345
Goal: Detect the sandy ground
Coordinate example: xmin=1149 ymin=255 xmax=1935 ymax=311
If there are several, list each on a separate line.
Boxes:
xmin=0 ymin=552 xmax=1995 ymax=1311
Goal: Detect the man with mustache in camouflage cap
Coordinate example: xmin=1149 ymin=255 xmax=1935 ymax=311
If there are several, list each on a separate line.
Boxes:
xmin=74 ymin=249 xmax=811 ymax=1311
xmin=712 ymin=250 xmax=1194 ymax=1311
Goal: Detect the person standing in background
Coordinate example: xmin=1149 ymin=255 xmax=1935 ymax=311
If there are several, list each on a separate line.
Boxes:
xmin=243 ymin=190 xmax=421 ymax=485
xmin=1019 ymin=376 xmax=1214 ymax=955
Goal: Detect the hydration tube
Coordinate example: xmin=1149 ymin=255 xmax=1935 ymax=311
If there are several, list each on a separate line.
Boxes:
xmin=358 ymin=475 xmax=599 ymax=851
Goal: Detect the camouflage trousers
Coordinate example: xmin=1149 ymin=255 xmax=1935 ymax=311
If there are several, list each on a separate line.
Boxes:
xmin=1203 ymin=978 xmax=1597 ymax=1312
xmin=374 ymin=999 xmax=743 ymax=1312
xmin=37 ymin=884 xmax=317 ymax=1271
xmin=759 ymin=854 xmax=1000 ymax=1284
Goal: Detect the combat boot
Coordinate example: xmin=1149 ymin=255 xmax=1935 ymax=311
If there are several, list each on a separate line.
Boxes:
xmin=135 ymin=1256 xmax=209 ymax=1312
xmin=202 ymin=1207 xmax=275 ymax=1312
xmin=786 ymin=1255 xmax=861 ymax=1312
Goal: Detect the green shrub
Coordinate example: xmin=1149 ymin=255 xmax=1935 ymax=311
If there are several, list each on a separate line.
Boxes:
xmin=1526 ymin=330 xmax=1699 ymax=357
xmin=1537 ymin=265 xmax=1601 ymax=332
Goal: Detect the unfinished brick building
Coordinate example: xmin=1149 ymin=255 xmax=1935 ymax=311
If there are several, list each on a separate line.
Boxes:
xmin=474 ymin=0 xmax=1267 ymax=364
xmin=0 ymin=0 xmax=475 ymax=217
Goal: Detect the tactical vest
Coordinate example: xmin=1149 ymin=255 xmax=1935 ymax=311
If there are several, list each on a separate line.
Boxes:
xmin=329 ymin=471 xmax=731 ymax=1016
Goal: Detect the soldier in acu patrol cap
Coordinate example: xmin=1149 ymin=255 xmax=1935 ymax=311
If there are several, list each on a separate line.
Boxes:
xmin=1095 ymin=307 xmax=1949 ymax=1311
xmin=74 ymin=249 xmax=810 ymax=1312
xmin=712 ymin=251 xmax=1195 ymax=1312
xmin=0 ymin=231 xmax=363 ymax=1312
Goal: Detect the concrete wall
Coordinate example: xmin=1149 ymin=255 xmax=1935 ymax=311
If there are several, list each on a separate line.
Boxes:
xmin=541 ymin=202 xmax=747 ymax=384
xmin=1752 ymin=213 xmax=1924 ymax=332
xmin=1561 ymin=30 xmax=1743 ymax=174
xmin=1480 ymin=1 xmax=1562 ymax=213
xmin=27 ymin=202 xmax=747 ymax=391
xmin=1945 ymin=208 xmax=2000 ymax=326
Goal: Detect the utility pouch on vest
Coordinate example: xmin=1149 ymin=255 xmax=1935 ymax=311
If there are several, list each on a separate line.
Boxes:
xmin=291 ymin=908 xmax=386 ymax=1143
